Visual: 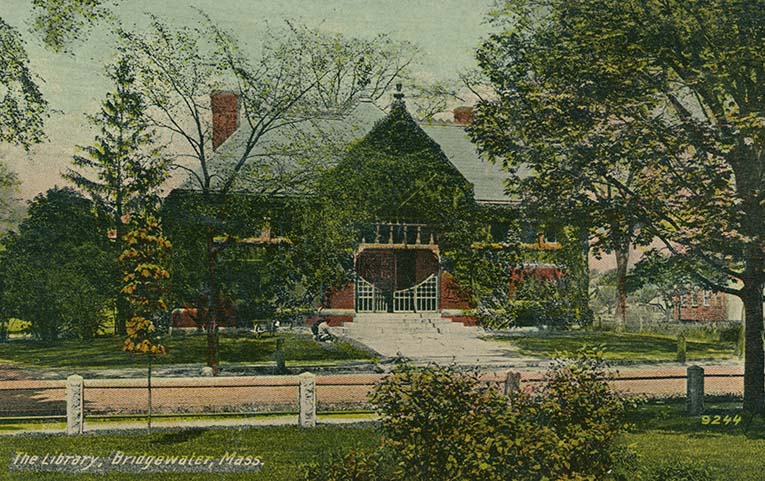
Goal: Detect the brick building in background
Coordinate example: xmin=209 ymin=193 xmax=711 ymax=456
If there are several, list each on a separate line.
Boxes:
xmin=673 ymin=288 xmax=729 ymax=322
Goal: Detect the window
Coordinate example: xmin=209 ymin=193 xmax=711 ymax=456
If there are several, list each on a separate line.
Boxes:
xmin=490 ymin=222 xmax=509 ymax=242
xmin=543 ymin=227 xmax=558 ymax=244
xmin=520 ymin=224 xmax=538 ymax=244
xmin=679 ymin=292 xmax=687 ymax=307
xmin=703 ymin=290 xmax=712 ymax=307
xmin=690 ymin=288 xmax=698 ymax=307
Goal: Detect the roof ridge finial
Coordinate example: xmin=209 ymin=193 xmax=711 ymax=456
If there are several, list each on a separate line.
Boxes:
xmin=393 ymin=82 xmax=405 ymax=102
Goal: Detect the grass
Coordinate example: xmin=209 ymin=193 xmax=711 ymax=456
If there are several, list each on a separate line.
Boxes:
xmin=0 ymin=331 xmax=374 ymax=370
xmin=489 ymin=330 xmax=736 ymax=362
xmin=625 ymin=400 xmax=765 ymax=480
xmin=1 ymin=403 xmax=764 ymax=480
xmin=0 ymin=412 xmax=378 ymax=434
xmin=0 ymin=424 xmax=379 ymax=480
xmin=5 ymin=319 xmax=29 ymax=335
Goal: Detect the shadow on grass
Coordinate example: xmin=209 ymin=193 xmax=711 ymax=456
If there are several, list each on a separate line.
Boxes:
xmin=154 ymin=427 xmax=208 ymax=445
xmin=0 ymin=331 xmax=373 ymax=369
xmin=505 ymin=331 xmax=735 ymax=361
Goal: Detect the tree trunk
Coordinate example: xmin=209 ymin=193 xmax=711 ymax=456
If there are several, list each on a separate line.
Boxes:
xmin=742 ymin=281 xmax=764 ymax=414
xmin=576 ymin=226 xmax=592 ymax=322
xmin=205 ymin=228 xmax=220 ymax=374
xmin=147 ymin=356 xmax=153 ymax=434
xmin=614 ymin=246 xmax=630 ymax=332
xmin=114 ymin=210 xmax=128 ymax=336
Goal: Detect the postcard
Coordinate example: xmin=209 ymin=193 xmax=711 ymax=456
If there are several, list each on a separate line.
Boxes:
xmin=0 ymin=1 xmax=759 ymax=479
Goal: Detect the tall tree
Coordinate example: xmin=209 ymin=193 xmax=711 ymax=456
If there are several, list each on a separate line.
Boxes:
xmin=0 ymin=163 xmax=23 ymax=237
xmin=30 ymin=0 xmax=117 ymax=53
xmin=116 ymin=14 xmax=416 ymax=372
xmin=286 ymin=24 xmax=417 ymax=112
xmin=468 ymin=1 xmax=657 ymax=331
xmin=472 ymin=0 xmax=765 ymax=413
xmin=65 ymin=57 xmax=169 ymax=335
xmin=0 ymin=188 xmax=113 ymax=341
xmin=0 ymin=18 xmax=47 ymax=149
xmin=2 ymin=0 xmax=126 ymax=148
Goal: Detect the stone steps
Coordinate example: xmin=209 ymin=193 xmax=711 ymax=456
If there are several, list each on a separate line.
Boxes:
xmin=338 ymin=313 xmax=479 ymax=338
xmin=329 ymin=313 xmax=520 ymax=365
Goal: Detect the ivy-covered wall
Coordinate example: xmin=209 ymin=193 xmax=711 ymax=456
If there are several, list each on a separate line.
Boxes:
xmin=160 ymin=99 xmax=591 ymax=328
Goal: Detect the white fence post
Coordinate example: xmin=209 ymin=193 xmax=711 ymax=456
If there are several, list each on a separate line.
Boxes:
xmin=298 ymin=372 xmax=316 ymax=428
xmin=66 ymin=375 xmax=84 ymax=435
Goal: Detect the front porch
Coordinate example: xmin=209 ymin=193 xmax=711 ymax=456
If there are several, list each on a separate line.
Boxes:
xmin=355 ymin=222 xmax=440 ymax=313
xmin=320 ymin=222 xmax=475 ymax=326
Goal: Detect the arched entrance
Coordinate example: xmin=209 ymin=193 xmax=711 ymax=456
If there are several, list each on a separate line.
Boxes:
xmin=355 ymin=249 xmax=439 ymax=312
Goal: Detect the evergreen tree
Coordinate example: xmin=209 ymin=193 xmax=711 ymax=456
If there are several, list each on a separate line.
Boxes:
xmin=65 ymin=57 xmax=169 ymax=335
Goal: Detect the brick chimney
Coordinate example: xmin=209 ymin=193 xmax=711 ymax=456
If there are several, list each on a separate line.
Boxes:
xmin=211 ymin=90 xmax=239 ymax=150
xmin=453 ymin=106 xmax=474 ymax=125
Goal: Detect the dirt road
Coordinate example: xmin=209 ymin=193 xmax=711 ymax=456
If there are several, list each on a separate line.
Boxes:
xmin=0 ymin=364 xmax=744 ymax=418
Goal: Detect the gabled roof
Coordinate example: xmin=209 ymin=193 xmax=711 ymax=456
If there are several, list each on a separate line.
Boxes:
xmin=418 ymin=121 xmax=521 ymax=203
xmin=180 ymin=98 xmax=386 ymax=193
xmin=179 ymin=95 xmax=515 ymax=203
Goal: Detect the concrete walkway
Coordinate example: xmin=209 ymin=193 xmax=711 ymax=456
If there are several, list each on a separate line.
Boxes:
xmin=331 ymin=313 xmax=540 ymax=366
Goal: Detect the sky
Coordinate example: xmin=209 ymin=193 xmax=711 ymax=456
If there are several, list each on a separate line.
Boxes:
xmin=1 ymin=0 xmax=495 ymax=199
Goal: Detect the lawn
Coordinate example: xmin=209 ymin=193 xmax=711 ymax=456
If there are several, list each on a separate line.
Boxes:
xmin=625 ymin=401 xmax=765 ymax=480
xmin=489 ymin=330 xmax=736 ymax=362
xmin=0 ymin=424 xmax=379 ymax=481
xmin=0 ymin=331 xmax=374 ymax=369
xmin=1 ymin=403 xmax=764 ymax=480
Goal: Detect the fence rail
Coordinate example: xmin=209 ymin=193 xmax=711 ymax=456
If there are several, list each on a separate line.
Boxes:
xmin=0 ymin=366 xmax=743 ymax=435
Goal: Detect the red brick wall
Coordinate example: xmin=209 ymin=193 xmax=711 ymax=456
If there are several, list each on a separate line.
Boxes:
xmin=415 ymin=250 xmax=439 ymax=284
xmin=170 ymin=306 xmax=236 ymax=328
xmin=444 ymin=315 xmax=477 ymax=326
xmin=674 ymin=290 xmax=728 ymax=322
xmin=453 ymin=106 xmax=474 ymax=124
xmin=308 ymin=314 xmax=353 ymax=327
xmin=509 ymin=265 xmax=564 ymax=296
xmin=440 ymin=271 xmax=474 ymax=310
xmin=326 ymin=282 xmax=355 ymax=310
xmin=211 ymin=91 xmax=239 ymax=150
xmin=325 ymin=315 xmax=353 ymax=327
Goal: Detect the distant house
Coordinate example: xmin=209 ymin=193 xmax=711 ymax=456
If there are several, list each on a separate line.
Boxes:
xmin=164 ymin=85 xmax=588 ymax=328
xmin=673 ymin=287 xmax=730 ymax=322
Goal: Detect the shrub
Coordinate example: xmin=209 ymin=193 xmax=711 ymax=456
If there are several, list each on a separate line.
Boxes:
xmin=718 ymin=325 xmax=740 ymax=343
xmin=644 ymin=459 xmax=714 ymax=481
xmin=369 ymin=364 xmax=507 ymax=481
xmin=357 ymin=348 xmax=632 ymax=481
xmin=504 ymin=348 xmax=634 ymax=479
xmin=302 ymin=449 xmax=393 ymax=481
xmin=676 ymin=335 xmax=687 ymax=363
xmin=477 ymin=275 xmax=582 ymax=330
xmin=736 ymin=323 xmax=745 ymax=358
